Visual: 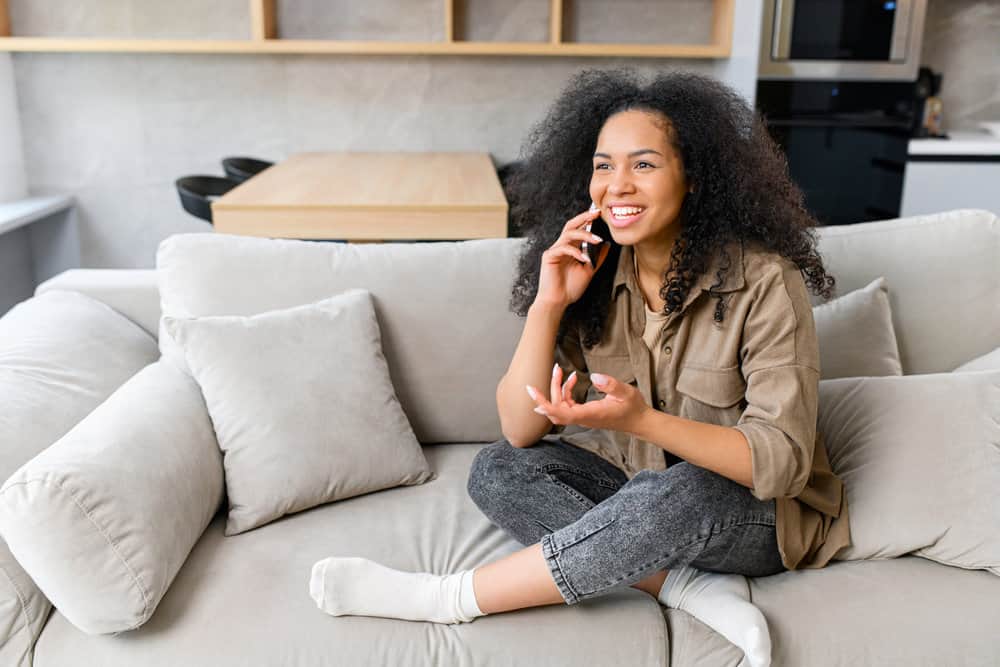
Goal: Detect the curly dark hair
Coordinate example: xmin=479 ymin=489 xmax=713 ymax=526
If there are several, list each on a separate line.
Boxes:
xmin=507 ymin=68 xmax=835 ymax=349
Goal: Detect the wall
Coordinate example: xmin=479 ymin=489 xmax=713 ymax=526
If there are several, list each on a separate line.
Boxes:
xmin=921 ymin=0 xmax=1000 ymax=131
xmin=9 ymin=0 xmax=762 ymax=268
xmin=0 ymin=52 xmax=33 ymax=313
xmin=0 ymin=53 xmax=27 ymax=201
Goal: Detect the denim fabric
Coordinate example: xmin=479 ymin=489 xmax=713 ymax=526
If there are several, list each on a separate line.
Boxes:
xmin=467 ymin=437 xmax=786 ymax=605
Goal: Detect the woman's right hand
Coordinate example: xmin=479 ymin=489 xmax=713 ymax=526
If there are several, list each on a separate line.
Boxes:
xmin=535 ymin=207 xmax=612 ymax=310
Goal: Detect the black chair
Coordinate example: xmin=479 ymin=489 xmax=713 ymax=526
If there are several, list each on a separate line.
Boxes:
xmin=496 ymin=160 xmax=523 ymax=237
xmin=221 ymin=156 xmax=274 ymax=184
xmin=175 ymin=175 xmax=241 ymax=224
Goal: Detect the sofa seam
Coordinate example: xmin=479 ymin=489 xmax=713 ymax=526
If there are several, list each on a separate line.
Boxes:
xmin=0 ymin=558 xmax=36 ymax=655
xmin=0 ymin=478 xmax=151 ymax=627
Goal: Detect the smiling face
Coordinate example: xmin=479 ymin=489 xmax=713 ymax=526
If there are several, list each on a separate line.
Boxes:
xmin=589 ymin=109 xmax=690 ymax=258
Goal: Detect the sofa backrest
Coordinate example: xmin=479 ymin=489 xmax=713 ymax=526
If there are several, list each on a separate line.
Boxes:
xmin=37 ymin=208 xmax=1000 ymax=443
xmin=156 ymin=234 xmax=529 ymax=444
xmin=815 ymin=209 xmax=999 ymax=374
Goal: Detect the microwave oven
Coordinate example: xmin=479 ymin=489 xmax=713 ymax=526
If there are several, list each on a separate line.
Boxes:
xmin=758 ymin=0 xmax=928 ymax=81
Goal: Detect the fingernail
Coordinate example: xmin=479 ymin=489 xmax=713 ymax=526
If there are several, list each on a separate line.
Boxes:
xmin=552 ymin=363 xmax=560 ymax=377
xmin=591 ymin=372 xmax=607 ymax=385
xmin=533 ymin=406 xmax=548 ymax=416
xmin=591 ymin=234 xmax=603 ymax=242
xmin=568 ymin=370 xmax=577 ymax=380
xmin=526 ymin=385 xmax=537 ymax=400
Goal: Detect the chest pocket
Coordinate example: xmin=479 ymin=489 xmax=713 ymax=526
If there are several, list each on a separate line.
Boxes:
xmin=675 ymin=364 xmax=746 ymax=425
xmin=583 ymin=354 xmax=637 ymax=400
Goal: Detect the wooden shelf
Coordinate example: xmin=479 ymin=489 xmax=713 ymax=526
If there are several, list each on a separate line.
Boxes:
xmin=0 ymin=0 xmax=734 ymax=58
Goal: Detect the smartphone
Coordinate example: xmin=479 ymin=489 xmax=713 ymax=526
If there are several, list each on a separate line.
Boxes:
xmin=581 ymin=202 xmax=599 ymax=263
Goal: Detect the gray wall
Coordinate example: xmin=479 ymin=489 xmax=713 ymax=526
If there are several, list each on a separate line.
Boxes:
xmin=9 ymin=0 xmax=762 ymax=269
xmin=0 ymin=53 xmax=26 ymax=201
xmin=0 ymin=52 xmax=33 ymax=313
xmin=921 ymin=0 xmax=1000 ymax=131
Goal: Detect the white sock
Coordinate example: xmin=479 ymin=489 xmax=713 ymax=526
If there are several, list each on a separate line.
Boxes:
xmin=309 ymin=556 xmax=487 ymax=624
xmin=658 ymin=565 xmax=772 ymax=667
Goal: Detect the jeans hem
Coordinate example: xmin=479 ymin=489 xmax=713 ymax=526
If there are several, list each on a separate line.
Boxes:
xmin=541 ymin=533 xmax=580 ymax=605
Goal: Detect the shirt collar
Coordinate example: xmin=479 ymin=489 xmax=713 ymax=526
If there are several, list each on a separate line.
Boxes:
xmin=613 ymin=240 xmax=745 ymax=297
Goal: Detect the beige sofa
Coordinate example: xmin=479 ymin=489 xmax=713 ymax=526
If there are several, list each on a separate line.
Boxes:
xmin=1 ymin=208 xmax=999 ymax=666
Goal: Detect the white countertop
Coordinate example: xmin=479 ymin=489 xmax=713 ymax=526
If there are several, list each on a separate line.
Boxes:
xmin=909 ymin=130 xmax=1000 ymax=156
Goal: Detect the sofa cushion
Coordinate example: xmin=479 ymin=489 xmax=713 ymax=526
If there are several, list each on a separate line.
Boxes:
xmin=156 ymin=233 xmax=527 ymax=444
xmin=0 ymin=290 xmax=159 ymax=665
xmin=35 ymin=269 xmax=161 ymax=339
xmin=665 ymin=556 xmax=1000 ymax=666
xmin=164 ymin=290 xmax=434 ymax=536
xmin=954 ymin=345 xmax=1000 ymax=372
xmin=0 ymin=361 xmax=224 ymax=635
xmin=814 ymin=208 xmax=1000 ymax=374
xmin=819 ymin=370 xmax=1000 ymax=574
xmin=0 ymin=290 xmax=159 ymax=480
xmin=753 ymin=557 xmax=1000 ymax=666
xmin=30 ymin=444 xmax=669 ymax=667
xmin=812 ymin=277 xmax=902 ymax=379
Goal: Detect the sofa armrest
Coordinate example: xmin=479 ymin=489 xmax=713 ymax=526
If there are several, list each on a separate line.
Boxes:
xmin=36 ymin=269 xmax=161 ymax=339
xmin=0 ymin=361 xmax=224 ymax=635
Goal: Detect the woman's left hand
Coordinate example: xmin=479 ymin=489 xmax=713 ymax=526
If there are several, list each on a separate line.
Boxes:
xmin=526 ymin=364 xmax=650 ymax=434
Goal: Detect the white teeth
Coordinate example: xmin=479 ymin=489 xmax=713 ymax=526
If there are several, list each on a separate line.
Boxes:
xmin=611 ymin=206 xmax=644 ymax=216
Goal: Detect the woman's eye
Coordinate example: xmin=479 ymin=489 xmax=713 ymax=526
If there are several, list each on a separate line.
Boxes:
xmin=593 ymin=161 xmax=654 ymax=170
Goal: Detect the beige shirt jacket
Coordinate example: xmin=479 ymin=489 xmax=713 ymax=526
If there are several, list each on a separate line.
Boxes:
xmin=552 ymin=242 xmax=851 ymax=570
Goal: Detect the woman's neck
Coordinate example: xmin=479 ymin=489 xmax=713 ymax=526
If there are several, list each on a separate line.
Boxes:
xmin=632 ymin=244 xmax=671 ymax=312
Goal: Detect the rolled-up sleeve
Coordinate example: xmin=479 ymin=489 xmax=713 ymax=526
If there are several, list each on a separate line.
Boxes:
xmin=733 ymin=261 xmax=821 ymax=501
xmin=549 ymin=326 xmax=591 ymax=435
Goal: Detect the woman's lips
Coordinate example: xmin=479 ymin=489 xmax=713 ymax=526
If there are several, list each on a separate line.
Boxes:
xmin=607 ymin=208 xmax=645 ymax=229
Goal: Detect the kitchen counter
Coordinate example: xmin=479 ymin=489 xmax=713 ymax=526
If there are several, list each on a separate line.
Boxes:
xmin=902 ymin=130 xmax=1000 ymax=217
xmin=909 ymin=130 xmax=1000 ymax=157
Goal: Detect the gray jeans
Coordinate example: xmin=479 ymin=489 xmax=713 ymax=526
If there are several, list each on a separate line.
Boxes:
xmin=466 ymin=437 xmax=786 ymax=605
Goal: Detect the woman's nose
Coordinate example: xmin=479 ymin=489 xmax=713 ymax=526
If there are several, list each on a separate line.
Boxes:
xmin=608 ymin=171 xmax=636 ymax=194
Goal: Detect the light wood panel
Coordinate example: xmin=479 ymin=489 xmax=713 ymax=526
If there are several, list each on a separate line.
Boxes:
xmin=712 ymin=0 xmax=735 ymax=55
xmin=0 ymin=0 xmax=10 ymax=38
xmin=250 ymin=0 xmax=277 ymax=40
xmin=549 ymin=0 xmax=562 ymax=44
xmin=0 ymin=0 xmax=734 ymax=58
xmin=445 ymin=0 xmax=454 ymax=42
xmin=211 ymin=152 xmax=508 ymax=241
xmin=0 ymin=37 xmax=730 ymax=57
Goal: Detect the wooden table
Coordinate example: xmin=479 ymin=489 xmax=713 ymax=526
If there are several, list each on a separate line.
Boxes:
xmin=210 ymin=152 xmax=509 ymax=241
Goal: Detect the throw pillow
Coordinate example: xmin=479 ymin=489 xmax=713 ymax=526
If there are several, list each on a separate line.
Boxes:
xmin=0 ymin=361 xmax=223 ymax=635
xmin=0 ymin=289 xmax=159 ymax=658
xmin=163 ymin=288 xmax=435 ymax=536
xmin=156 ymin=233 xmax=527 ymax=444
xmin=820 ymin=370 xmax=1000 ymax=575
xmin=812 ymin=276 xmax=902 ymax=379
xmin=953 ymin=346 xmax=1000 ymax=372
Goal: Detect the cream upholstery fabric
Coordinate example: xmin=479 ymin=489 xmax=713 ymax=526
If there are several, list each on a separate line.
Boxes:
xmin=164 ymin=290 xmax=434 ymax=536
xmin=812 ymin=277 xmax=902 ymax=379
xmin=0 ymin=290 xmax=158 ymax=664
xmin=0 ymin=362 xmax=223 ymax=635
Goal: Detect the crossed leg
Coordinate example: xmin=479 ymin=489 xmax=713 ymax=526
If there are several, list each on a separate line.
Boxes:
xmin=472 ymin=543 xmax=667 ymax=613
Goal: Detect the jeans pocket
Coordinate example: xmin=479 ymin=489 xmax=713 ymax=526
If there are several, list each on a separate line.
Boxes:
xmin=694 ymin=519 xmax=782 ymax=577
xmin=536 ymin=462 xmax=621 ymax=509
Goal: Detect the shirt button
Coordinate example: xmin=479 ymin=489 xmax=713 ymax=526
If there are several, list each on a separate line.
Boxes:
xmin=658 ymin=399 xmax=666 ymax=408
xmin=664 ymin=346 xmax=672 ymax=355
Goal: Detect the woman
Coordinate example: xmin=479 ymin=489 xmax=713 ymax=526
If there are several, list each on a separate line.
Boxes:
xmin=309 ymin=69 xmax=851 ymax=667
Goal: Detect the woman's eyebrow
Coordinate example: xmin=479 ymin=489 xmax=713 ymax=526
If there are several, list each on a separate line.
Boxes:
xmin=593 ymin=149 xmax=664 ymax=159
